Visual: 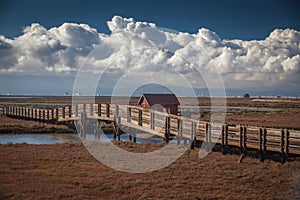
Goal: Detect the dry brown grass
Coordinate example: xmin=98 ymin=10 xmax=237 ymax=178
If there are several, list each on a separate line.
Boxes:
xmin=0 ymin=115 xmax=75 ymax=134
xmin=0 ymin=142 xmax=299 ymax=199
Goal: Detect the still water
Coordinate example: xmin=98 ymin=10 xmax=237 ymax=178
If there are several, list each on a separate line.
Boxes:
xmin=0 ymin=133 xmax=164 ymax=144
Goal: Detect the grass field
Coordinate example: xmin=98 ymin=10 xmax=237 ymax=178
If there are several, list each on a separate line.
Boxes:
xmin=1 ymin=97 xmax=300 ymax=199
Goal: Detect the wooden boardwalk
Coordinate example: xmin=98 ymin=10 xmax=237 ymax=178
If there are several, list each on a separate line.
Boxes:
xmin=2 ymin=103 xmax=300 ymax=162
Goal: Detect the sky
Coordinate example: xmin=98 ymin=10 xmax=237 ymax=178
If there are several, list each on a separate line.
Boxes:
xmin=1 ymin=0 xmax=300 ymax=40
xmin=0 ymin=0 xmax=300 ymax=96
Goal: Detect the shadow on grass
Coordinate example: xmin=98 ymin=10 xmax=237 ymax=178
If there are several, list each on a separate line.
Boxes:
xmin=195 ymin=141 xmax=300 ymax=163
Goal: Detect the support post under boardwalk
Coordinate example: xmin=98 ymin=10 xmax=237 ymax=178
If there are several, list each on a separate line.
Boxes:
xmin=205 ymin=123 xmax=211 ymax=151
xmin=117 ymin=117 xmax=121 ymax=141
xmin=80 ymin=112 xmax=86 ymax=138
xmin=263 ymin=128 xmax=267 ymax=160
xmin=114 ymin=105 xmax=120 ymax=141
xmin=190 ymin=121 xmax=196 ymax=149
xmin=221 ymin=125 xmax=225 ymax=154
xmin=259 ymin=128 xmax=264 ymax=162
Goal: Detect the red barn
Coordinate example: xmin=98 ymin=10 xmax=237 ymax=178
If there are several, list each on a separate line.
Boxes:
xmin=137 ymin=93 xmax=180 ymax=115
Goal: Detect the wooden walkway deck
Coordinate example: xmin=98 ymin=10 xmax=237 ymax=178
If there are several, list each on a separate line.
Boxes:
xmin=2 ymin=103 xmax=300 ymax=162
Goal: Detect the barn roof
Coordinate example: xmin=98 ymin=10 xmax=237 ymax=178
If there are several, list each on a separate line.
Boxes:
xmin=137 ymin=93 xmax=180 ymax=106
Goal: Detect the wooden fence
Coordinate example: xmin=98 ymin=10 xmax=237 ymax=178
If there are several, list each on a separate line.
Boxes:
xmin=2 ymin=103 xmax=300 ymax=162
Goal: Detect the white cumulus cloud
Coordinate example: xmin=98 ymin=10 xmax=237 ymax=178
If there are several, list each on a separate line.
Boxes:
xmin=0 ymin=16 xmax=299 ymax=92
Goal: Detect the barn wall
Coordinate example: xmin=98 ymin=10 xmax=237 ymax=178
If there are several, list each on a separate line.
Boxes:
xmin=138 ymin=97 xmax=178 ymax=115
xmin=163 ymin=105 xmax=178 ymax=115
xmin=139 ymin=98 xmax=150 ymax=109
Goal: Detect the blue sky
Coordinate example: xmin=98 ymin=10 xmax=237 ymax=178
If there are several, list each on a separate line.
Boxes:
xmin=1 ymin=0 xmax=299 ymax=40
xmin=0 ymin=0 xmax=299 ymax=96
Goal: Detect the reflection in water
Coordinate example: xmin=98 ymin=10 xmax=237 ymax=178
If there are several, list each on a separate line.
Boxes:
xmin=0 ymin=133 xmax=164 ymax=144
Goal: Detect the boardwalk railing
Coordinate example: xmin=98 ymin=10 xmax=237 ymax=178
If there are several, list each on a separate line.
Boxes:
xmin=2 ymin=104 xmax=300 ymax=161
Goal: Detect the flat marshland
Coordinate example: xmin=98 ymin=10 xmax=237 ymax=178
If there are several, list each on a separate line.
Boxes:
xmin=0 ymin=97 xmax=300 ymax=199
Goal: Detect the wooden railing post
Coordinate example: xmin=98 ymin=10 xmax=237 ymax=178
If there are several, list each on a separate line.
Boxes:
xmin=55 ymin=108 xmax=59 ymax=123
xmin=42 ymin=110 xmax=45 ymax=122
xmin=75 ymin=104 xmax=79 ymax=117
xmin=114 ymin=105 xmax=119 ymax=120
xmin=47 ymin=109 xmax=50 ymax=122
xmin=31 ymin=108 xmax=34 ymax=120
xmin=25 ymin=108 xmax=28 ymax=119
xmin=62 ymin=106 xmax=66 ymax=119
xmin=150 ymin=110 xmax=155 ymax=129
xmin=177 ymin=119 xmax=182 ymax=145
xmin=205 ymin=123 xmax=209 ymax=151
xmin=165 ymin=116 xmax=170 ymax=143
xmin=35 ymin=109 xmax=37 ymax=120
xmin=83 ymin=104 xmax=86 ymax=114
xmin=239 ymin=126 xmax=243 ymax=151
xmin=51 ymin=109 xmax=54 ymax=122
xmin=259 ymin=128 xmax=264 ymax=162
xmin=285 ymin=129 xmax=289 ymax=159
xmin=138 ymin=109 xmax=142 ymax=126
xmin=106 ymin=104 xmax=110 ymax=118
xmin=280 ymin=129 xmax=285 ymax=162
xmin=97 ymin=104 xmax=101 ymax=117
xmin=38 ymin=109 xmax=41 ymax=122
xmin=90 ymin=103 xmax=93 ymax=116
xmin=127 ymin=107 xmax=132 ymax=123
xmin=263 ymin=128 xmax=267 ymax=160
xmin=16 ymin=107 xmax=20 ymax=118
xmin=68 ymin=105 xmax=72 ymax=118
xmin=243 ymin=126 xmax=247 ymax=151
